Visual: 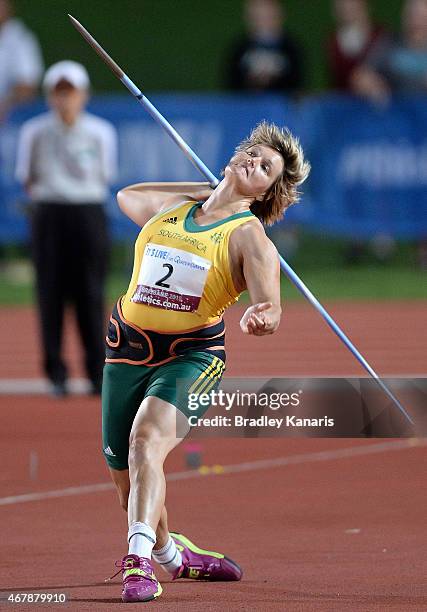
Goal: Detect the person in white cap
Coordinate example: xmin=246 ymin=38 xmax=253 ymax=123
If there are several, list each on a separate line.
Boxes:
xmin=15 ymin=60 xmax=118 ymax=396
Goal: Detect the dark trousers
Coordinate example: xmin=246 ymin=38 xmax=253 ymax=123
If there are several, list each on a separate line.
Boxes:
xmin=30 ymin=202 xmax=109 ymax=386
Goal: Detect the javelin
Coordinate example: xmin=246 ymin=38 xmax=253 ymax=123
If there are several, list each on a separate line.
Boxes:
xmin=68 ymin=14 xmax=413 ymax=426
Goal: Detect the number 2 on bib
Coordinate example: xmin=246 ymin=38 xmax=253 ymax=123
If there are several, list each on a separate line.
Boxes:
xmin=155 ymin=263 xmax=173 ymax=288
xmin=131 ymin=243 xmax=212 ymax=312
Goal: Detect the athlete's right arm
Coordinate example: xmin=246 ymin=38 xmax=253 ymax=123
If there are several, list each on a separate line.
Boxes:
xmin=117 ymin=182 xmax=213 ymax=227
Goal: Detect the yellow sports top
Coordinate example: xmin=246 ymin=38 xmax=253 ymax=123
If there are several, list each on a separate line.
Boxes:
xmin=122 ymin=200 xmax=255 ymax=332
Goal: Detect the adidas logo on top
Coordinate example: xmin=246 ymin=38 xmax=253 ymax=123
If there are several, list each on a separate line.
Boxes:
xmin=163 ymin=216 xmax=177 ymax=225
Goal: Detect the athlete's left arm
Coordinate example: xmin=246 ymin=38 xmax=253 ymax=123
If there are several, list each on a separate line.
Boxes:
xmin=237 ymin=222 xmax=282 ymax=336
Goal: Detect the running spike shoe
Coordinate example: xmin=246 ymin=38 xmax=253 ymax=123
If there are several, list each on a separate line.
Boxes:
xmin=170 ymin=532 xmax=242 ymax=581
xmin=113 ymin=554 xmax=162 ymax=603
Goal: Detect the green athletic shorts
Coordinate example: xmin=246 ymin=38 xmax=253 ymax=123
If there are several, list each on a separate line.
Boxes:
xmin=102 ymin=351 xmax=225 ymax=470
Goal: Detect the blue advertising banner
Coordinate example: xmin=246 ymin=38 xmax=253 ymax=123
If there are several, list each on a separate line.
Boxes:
xmin=1 ymin=93 xmax=427 ymax=242
xmin=293 ymin=94 xmax=427 ymax=239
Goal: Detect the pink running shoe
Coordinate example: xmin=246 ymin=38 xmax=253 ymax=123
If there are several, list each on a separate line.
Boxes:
xmin=114 ymin=554 xmax=162 ymax=603
xmin=170 ymin=532 xmax=242 ymax=581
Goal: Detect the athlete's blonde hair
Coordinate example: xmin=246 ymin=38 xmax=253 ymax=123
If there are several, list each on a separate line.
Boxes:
xmin=235 ymin=121 xmax=311 ymax=226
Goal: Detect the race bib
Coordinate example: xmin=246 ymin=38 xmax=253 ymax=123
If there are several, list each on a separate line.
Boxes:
xmin=132 ymin=243 xmax=212 ymax=312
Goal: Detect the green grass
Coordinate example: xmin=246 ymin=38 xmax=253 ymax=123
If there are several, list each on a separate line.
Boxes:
xmin=279 ymin=267 xmax=427 ymax=301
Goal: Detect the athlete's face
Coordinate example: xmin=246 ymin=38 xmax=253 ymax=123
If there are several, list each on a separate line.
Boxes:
xmin=225 ymin=144 xmax=284 ymax=199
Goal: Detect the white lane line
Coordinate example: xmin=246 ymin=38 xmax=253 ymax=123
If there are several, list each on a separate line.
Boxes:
xmin=212 ymin=438 xmax=426 ymax=475
xmin=0 ymin=439 xmax=425 ymax=507
xmin=0 ymin=483 xmax=114 ymax=506
xmin=0 ymin=378 xmax=90 ymax=395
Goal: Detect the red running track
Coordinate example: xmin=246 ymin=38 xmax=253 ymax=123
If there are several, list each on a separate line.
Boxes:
xmin=0 ymin=301 xmax=426 ymax=379
xmin=0 ymin=301 xmax=426 ymax=610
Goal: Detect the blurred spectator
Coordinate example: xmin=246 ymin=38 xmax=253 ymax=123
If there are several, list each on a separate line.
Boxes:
xmin=327 ymin=0 xmax=386 ymax=91
xmin=353 ymin=0 xmax=427 ymax=267
xmin=225 ymin=0 xmax=304 ymax=94
xmin=15 ymin=61 xmax=118 ymax=396
xmin=0 ymin=0 xmax=43 ymax=121
xmin=353 ymin=0 xmax=427 ymax=104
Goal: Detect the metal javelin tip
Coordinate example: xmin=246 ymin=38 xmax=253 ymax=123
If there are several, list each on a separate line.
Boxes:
xmin=68 ymin=14 xmax=124 ymax=79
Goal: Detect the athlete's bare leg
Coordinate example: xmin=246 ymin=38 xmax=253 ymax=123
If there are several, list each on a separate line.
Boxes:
xmin=127 ymin=396 xmax=187 ymax=531
xmin=108 ymin=396 xmax=189 ymax=547
xmin=154 ymin=506 xmax=170 ymax=549
xmin=109 ymin=468 xmax=171 ymax=549
xmin=109 ymin=467 xmax=130 ymax=512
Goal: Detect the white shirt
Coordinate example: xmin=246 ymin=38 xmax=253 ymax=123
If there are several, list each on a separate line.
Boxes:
xmin=0 ymin=18 xmax=44 ymax=100
xmin=15 ymin=111 xmax=118 ymax=203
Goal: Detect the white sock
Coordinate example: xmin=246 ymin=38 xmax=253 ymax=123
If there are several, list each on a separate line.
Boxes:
xmin=128 ymin=522 xmax=156 ymax=559
xmin=152 ymin=535 xmax=183 ymax=574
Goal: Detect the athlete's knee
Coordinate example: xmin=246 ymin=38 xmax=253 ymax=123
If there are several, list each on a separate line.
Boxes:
xmin=128 ymin=425 xmax=165 ymax=466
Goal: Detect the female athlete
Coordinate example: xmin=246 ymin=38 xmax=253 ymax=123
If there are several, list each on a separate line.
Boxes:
xmin=102 ymin=121 xmax=310 ymax=602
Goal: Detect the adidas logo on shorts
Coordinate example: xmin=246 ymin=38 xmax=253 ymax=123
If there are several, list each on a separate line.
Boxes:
xmin=163 ymin=216 xmax=177 ymax=225
xmin=104 ymin=446 xmax=116 ymax=457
